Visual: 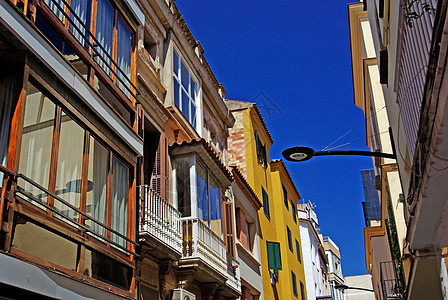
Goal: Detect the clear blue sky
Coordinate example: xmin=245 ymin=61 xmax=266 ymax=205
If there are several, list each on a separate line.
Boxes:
xmin=176 ymin=0 xmax=375 ymax=276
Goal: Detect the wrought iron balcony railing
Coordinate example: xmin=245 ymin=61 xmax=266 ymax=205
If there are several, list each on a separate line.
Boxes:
xmin=380 ymin=260 xmax=404 ymax=299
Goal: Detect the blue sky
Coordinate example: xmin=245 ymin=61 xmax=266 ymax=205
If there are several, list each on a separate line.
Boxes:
xmin=176 ymin=0 xmax=375 ymax=276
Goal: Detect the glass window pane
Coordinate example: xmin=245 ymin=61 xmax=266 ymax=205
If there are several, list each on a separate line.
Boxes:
xmin=19 ymin=83 xmax=55 ymax=195
xmin=69 ymin=0 xmax=91 ymax=47
xmin=44 ymin=0 xmax=64 ymax=21
xmin=196 ymin=164 xmax=208 ymax=223
xmin=116 ymin=17 xmax=132 ymax=97
xmin=173 ymin=52 xmax=179 ymax=76
xmin=182 ymin=90 xmax=189 ymax=118
xmin=95 ymin=0 xmax=114 ymax=75
xmin=209 ymin=176 xmax=221 ymax=237
xmin=176 ymin=158 xmax=191 ymax=217
xmin=180 ymin=62 xmax=189 ymax=90
xmin=0 ymin=77 xmax=15 ymax=188
xmin=111 ymin=156 xmax=129 ymax=248
xmin=54 ymin=112 xmax=85 ymax=222
xmin=174 ymin=79 xmax=180 ymax=108
xmin=12 ymin=216 xmax=77 ymax=271
xmin=86 ymin=137 xmax=109 ymax=236
xmin=190 ymin=100 xmax=196 ymax=128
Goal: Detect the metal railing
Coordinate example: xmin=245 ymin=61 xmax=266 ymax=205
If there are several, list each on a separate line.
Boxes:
xmin=182 ymin=218 xmax=227 ymax=276
xmin=3 ymin=170 xmax=138 ymax=256
xmin=380 ymin=260 xmax=404 ymax=299
xmin=139 ymin=185 xmax=182 ymax=254
xmin=42 ymin=0 xmax=139 ymax=101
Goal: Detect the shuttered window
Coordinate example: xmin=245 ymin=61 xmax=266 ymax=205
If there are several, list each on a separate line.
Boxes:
xmin=266 ymin=241 xmax=282 ymax=270
xmin=224 ymin=201 xmax=235 ymax=257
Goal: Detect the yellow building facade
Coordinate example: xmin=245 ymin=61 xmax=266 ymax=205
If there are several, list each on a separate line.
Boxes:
xmin=227 ymin=100 xmax=307 ymax=300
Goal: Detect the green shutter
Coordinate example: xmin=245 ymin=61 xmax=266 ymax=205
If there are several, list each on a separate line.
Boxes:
xmin=267 ymin=241 xmax=282 ymax=270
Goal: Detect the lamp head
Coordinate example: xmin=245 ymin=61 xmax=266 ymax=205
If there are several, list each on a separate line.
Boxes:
xmin=282 ymin=146 xmax=315 ymax=162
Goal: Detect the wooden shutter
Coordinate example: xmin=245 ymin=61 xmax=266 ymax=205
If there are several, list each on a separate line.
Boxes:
xmin=150 ymin=134 xmax=166 ymax=197
xmin=223 ymin=201 xmax=235 ymax=258
xmin=267 ymin=241 xmax=282 ymax=270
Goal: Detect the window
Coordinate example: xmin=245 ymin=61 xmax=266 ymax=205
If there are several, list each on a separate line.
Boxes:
xmin=296 ymin=239 xmax=301 ymax=263
xmin=283 ymin=184 xmax=289 ymax=210
xmin=18 ymin=81 xmax=132 ymax=248
xmin=291 ymin=199 xmax=297 ymax=223
xmin=262 ymin=186 xmax=270 ymax=220
xmin=300 ymin=281 xmax=305 ymax=300
xmin=292 ymin=271 xmax=298 ymax=298
xmin=287 ymin=226 xmax=293 ymax=252
xmin=254 ymin=131 xmax=267 ymax=168
xmin=41 ymin=0 xmax=134 ymax=98
xmin=236 ymin=208 xmax=254 ymax=252
xmin=173 ymin=52 xmax=198 ymax=128
xmin=266 ymin=241 xmax=282 ymax=271
xmin=14 ymin=79 xmax=134 ymax=289
xmin=174 ymin=156 xmax=224 ymax=237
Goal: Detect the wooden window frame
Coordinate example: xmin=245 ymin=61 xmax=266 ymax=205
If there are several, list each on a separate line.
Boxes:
xmin=4 ymin=67 xmax=136 ymax=293
xmin=266 ymin=240 xmax=282 ymax=271
xmin=32 ymin=0 xmax=138 ymax=116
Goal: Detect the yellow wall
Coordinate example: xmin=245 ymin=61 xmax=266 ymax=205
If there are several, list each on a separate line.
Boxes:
xmin=241 ymin=107 xmax=307 ymax=299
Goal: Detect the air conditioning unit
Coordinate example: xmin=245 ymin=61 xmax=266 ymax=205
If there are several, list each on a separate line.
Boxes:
xmin=171 ymin=288 xmax=196 ymax=300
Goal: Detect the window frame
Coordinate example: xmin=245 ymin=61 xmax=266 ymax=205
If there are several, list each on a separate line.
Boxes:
xmin=173 ymin=50 xmax=199 ymax=129
xmin=266 ymin=241 xmax=282 ymax=271
xmin=37 ymin=0 xmax=138 ymax=108
xmin=283 ymin=184 xmax=289 ymax=210
xmin=300 ymin=280 xmax=305 ymax=300
xmin=254 ymin=130 xmax=268 ymax=169
xmin=262 ymin=186 xmax=270 ymax=220
xmin=292 ymin=270 xmax=298 ymax=298
xmin=173 ymin=155 xmax=225 ymax=236
xmin=287 ymin=226 xmax=293 ymax=252
xmin=15 ymin=73 xmax=135 ymax=255
xmin=296 ymin=239 xmax=301 ymax=263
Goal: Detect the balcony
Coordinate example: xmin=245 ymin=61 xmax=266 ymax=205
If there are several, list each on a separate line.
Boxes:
xmin=380 ymin=260 xmax=404 ymax=299
xmin=139 ymin=185 xmax=182 ymax=258
xmin=182 ymin=218 xmax=227 ymax=276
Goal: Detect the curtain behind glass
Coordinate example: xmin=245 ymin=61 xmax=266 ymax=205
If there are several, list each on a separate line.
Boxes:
xmin=69 ymin=0 xmax=91 ymax=47
xmin=54 ymin=113 xmax=85 ymax=222
xmin=176 ymin=158 xmax=191 ymax=217
xmin=44 ymin=0 xmax=64 ymax=21
xmin=95 ymin=0 xmax=114 ymax=75
xmin=19 ymin=83 xmax=55 ymax=198
xmin=209 ymin=176 xmax=221 ymax=237
xmin=0 ymin=77 xmax=15 ymax=188
xmin=86 ymin=137 xmax=108 ymax=236
xmin=196 ymin=164 xmax=208 ymax=225
xmin=111 ymin=157 xmax=129 ymax=248
xmin=116 ymin=17 xmax=131 ymax=97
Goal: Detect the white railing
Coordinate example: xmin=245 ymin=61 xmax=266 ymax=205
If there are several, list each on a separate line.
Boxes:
xmin=139 ymin=185 xmax=182 ymax=254
xmin=182 ymin=218 xmax=227 ymax=277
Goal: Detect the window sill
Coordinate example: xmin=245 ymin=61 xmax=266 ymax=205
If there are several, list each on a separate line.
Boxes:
xmin=236 ymin=241 xmax=261 ymax=267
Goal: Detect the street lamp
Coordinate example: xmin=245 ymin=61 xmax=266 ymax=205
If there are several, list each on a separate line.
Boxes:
xmin=334 ymin=284 xmax=374 ymax=293
xmin=282 ymin=146 xmax=395 ymax=162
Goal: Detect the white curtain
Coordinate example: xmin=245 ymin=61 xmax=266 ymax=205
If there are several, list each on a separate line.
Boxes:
xmin=111 ymin=157 xmax=129 ymax=248
xmin=95 ymin=0 xmax=114 ymax=75
xmin=44 ymin=0 xmax=64 ymax=21
xmin=0 ymin=77 xmax=15 ymax=188
xmin=116 ymin=17 xmax=132 ymax=97
xmin=87 ymin=137 xmax=108 ymax=236
xmin=69 ymin=0 xmax=90 ymax=47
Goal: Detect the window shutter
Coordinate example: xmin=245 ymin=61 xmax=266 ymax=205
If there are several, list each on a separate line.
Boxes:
xmin=267 ymin=241 xmax=282 ymax=270
xmin=224 ymin=201 xmax=235 ymax=258
xmin=150 ymin=134 xmax=166 ymax=197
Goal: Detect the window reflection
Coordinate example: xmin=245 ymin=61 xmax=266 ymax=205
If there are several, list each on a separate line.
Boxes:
xmin=54 ymin=112 xmax=85 ymax=221
xmin=176 ymin=158 xmax=191 ymax=217
xmin=19 ymin=83 xmax=55 ymax=194
xmin=86 ymin=136 xmax=109 ymax=235
xmin=111 ymin=156 xmax=129 ymax=248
